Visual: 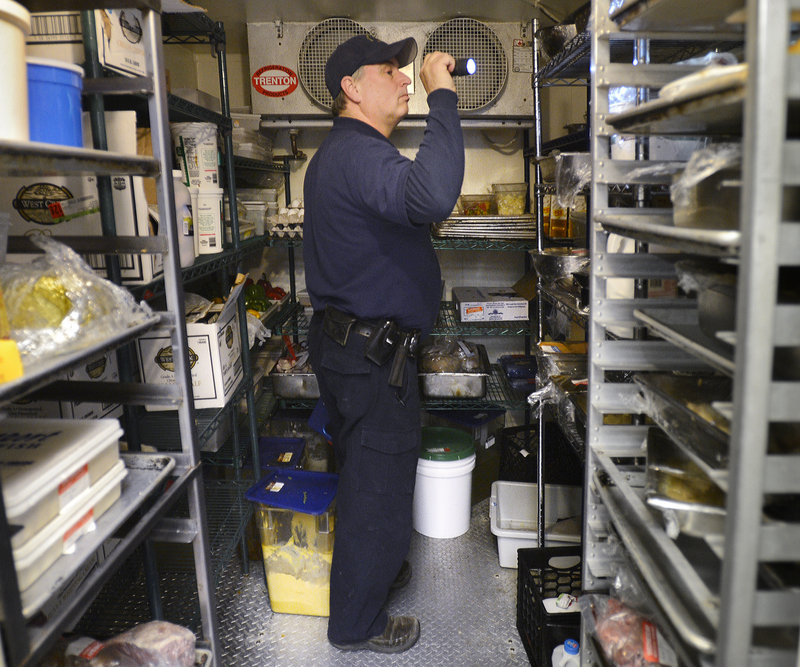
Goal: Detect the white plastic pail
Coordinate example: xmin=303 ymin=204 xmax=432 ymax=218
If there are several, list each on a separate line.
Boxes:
xmin=0 ymin=0 xmax=31 ymax=142
xmin=171 ymin=122 xmax=219 ymax=189
xmin=412 ymin=427 xmax=476 ymax=539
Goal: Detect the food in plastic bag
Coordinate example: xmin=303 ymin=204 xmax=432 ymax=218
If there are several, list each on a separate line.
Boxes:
xmin=89 ymin=621 xmax=195 ymax=666
xmin=0 ymin=237 xmax=153 ymax=366
xmin=419 ymin=338 xmax=480 ymax=373
xmin=581 ymin=595 xmax=678 ymax=667
xmin=554 ymin=152 xmax=591 ymax=209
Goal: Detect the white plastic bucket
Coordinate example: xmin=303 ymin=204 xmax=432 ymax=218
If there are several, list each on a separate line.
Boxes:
xmin=413 ymin=452 xmax=476 ymax=539
xmin=171 ymin=122 xmax=219 ymax=189
xmin=190 ymin=187 xmax=223 ymax=254
xmin=0 ymin=0 xmax=31 ymax=142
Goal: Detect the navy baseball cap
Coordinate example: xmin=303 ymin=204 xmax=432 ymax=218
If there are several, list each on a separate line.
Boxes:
xmin=325 ymin=34 xmax=418 ymax=100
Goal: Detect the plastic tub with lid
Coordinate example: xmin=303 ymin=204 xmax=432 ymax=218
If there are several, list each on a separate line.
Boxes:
xmin=0 ymin=0 xmax=31 ymax=142
xmin=246 ymin=468 xmax=338 ymax=616
xmin=412 ymin=427 xmax=476 ymax=539
xmin=27 ymin=57 xmax=84 ymax=146
xmin=13 ymin=459 xmax=127 ymax=592
xmin=0 ymin=418 xmax=123 ymax=550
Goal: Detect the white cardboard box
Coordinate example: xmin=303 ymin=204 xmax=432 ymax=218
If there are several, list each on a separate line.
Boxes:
xmin=453 ymin=287 xmax=529 ymax=322
xmin=2 ymin=111 xmax=163 ymax=285
xmin=135 ymin=285 xmax=244 ymax=410
xmin=27 ymin=10 xmax=147 ymax=77
xmin=6 ymin=351 xmax=123 ymax=421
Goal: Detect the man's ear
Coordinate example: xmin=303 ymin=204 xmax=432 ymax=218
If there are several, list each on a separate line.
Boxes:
xmin=340 ymin=76 xmax=361 ymax=103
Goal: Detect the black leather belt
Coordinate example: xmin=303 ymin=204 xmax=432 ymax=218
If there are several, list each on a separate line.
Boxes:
xmin=322 ymin=305 xmax=420 ymax=387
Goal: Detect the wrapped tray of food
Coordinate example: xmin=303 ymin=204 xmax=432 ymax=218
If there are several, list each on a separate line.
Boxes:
xmin=645 ymin=427 xmax=726 ymax=538
xmin=634 ymin=372 xmax=731 ymax=469
xmin=418 ymin=339 xmax=491 ymax=398
xmin=269 ymin=346 xmax=320 ymax=399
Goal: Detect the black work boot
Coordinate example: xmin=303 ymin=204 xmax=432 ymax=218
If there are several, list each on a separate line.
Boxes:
xmin=330 ymin=615 xmax=420 ymax=654
xmin=390 ymin=560 xmax=412 ymax=590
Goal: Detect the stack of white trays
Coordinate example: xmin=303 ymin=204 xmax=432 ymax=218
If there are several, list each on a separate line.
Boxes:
xmin=0 ymin=418 xmax=127 ymax=591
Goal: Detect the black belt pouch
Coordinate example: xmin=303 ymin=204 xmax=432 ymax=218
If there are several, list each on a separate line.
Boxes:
xmin=323 ymin=306 xmax=355 ymax=346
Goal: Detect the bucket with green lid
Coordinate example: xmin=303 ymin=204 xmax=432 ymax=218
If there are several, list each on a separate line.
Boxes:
xmin=412 ymin=427 xmax=476 ymax=539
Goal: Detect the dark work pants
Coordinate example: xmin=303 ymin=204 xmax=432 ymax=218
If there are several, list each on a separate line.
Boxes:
xmin=308 ymin=311 xmax=421 ymax=644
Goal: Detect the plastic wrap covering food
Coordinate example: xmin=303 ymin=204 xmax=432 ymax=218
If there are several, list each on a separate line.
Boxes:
xmin=535 ymin=351 xmax=587 ymax=386
xmin=554 ymin=152 xmax=591 ymax=209
xmin=0 ymin=237 xmax=153 ymax=366
xmin=88 ymin=621 xmax=195 ymax=666
xmin=419 ymin=337 xmax=481 ymax=373
xmin=670 ymin=143 xmax=741 ymax=229
xmin=581 ymin=595 xmax=678 ymax=667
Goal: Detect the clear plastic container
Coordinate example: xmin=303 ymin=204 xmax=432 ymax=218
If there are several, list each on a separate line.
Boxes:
xmin=492 ymin=183 xmax=527 ymax=216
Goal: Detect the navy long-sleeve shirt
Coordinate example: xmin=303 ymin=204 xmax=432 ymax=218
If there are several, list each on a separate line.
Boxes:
xmin=303 ymin=89 xmax=464 ymax=336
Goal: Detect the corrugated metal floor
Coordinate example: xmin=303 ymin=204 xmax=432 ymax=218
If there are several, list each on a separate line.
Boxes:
xmin=216 ymin=498 xmax=529 ymax=666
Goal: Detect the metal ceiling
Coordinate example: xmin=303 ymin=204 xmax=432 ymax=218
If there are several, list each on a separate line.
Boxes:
xmin=191 ymin=0 xmax=586 ymax=51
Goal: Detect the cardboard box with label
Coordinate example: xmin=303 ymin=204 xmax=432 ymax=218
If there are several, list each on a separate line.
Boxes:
xmin=453 ymin=287 xmax=529 ymax=322
xmin=6 ymin=351 xmax=123 ymax=420
xmin=27 ymin=10 xmax=147 ymax=77
xmin=1 ymin=111 xmax=162 ymax=285
xmin=135 ymin=284 xmax=244 ymax=411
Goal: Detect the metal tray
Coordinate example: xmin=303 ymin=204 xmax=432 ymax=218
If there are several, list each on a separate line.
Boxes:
xmin=418 ymin=344 xmax=491 ymax=398
xmin=635 ymin=372 xmax=731 ymax=474
xmin=270 ymin=368 xmax=320 ymax=399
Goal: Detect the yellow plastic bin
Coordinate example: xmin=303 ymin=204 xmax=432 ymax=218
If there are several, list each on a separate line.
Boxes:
xmin=246 ymin=468 xmax=337 ymax=616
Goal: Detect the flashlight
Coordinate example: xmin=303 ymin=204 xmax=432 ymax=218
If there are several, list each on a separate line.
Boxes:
xmin=452 ymin=58 xmax=477 ymax=77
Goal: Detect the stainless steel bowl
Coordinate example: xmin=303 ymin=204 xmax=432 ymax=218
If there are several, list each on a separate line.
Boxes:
xmin=529 ymin=249 xmax=589 ymax=284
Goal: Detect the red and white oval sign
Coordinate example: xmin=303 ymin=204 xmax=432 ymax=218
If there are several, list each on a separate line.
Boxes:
xmin=252 ymin=65 xmax=298 ymax=97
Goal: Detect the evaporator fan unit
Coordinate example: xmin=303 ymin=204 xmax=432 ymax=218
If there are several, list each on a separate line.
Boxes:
xmin=423 ymin=18 xmax=508 ymax=111
xmin=298 ymin=18 xmax=370 ymax=109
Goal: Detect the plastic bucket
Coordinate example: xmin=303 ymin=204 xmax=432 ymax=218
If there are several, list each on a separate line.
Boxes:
xmin=171 ymin=122 xmax=219 ymax=189
xmin=0 ymin=0 xmax=30 ymax=142
xmin=412 ymin=427 xmax=476 ymax=539
xmin=190 ymin=187 xmax=223 ymax=254
xmin=27 ymin=57 xmax=84 ymax=146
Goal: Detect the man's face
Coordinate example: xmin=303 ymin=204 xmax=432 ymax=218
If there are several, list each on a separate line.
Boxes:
xmin=357 ymin=59 xmax=412 ymax=130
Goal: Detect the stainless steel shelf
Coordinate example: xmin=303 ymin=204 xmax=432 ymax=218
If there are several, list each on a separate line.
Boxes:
xmin=0 ymin=314 xmax=162 ymax=407
xmin=434 ymin=302 xmax=533 ymax=336
xmin=0 ymin=139 xmax=159 ymax=178
xmin=539 ymin=282 xmax=589 ymax=326
xmin=72 ymin=478 xmax=252 ymax=640
xmin=596 ymin=210 xmax=741 ymax=257
xmin=610 ymin=0 xmax=746 ymax=31
xmin=633 ymin=306 xmax=735 ymax=375
xmin=19 ymin=453 xmax=176 ymax=620
xmin=592 ymin=455 xmax=719 ymax=656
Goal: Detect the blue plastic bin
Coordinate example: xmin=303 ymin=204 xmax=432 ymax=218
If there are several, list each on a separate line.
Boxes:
xmin=258 ymin=436 xmax=305 ymax=470
xmin=27 ymin=57 xmax=83 ymax=146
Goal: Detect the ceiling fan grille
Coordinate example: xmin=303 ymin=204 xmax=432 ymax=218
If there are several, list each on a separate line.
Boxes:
xmin=298 ymin=18 xmax=370 ymax=108
xmin=423 ymin=18 xmax=508 ymax=111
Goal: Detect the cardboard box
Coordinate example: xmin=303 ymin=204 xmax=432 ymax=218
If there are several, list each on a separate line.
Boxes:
xmin=6 ymin=351 xmax=123 ymax=420
xmin=135 ymin=284 xmax=244 ymax=410
xmin=453 ymin=287 xmax=529 ymax=322
xmin=27 ymin=10 xmax=147 ymax=77
xmin=1 ymin=111 xmax=163 ymax=285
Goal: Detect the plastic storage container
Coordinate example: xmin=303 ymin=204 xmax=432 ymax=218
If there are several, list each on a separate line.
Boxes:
xmin=490 ymin=480 xmax=582 ymax=568
xmin=0 ymin=418 xmax=123 ymax=550
xmin=0 ymin=0 xmax=30 ymax=142
xmin=13 ymin=459 xmax=127 ymax=591
xmin=492 ymin=183 xmax=527 ymax=216
xmin=258 ymin=436 xmax=305 ymax=471
xmin=246 ymin=468 xmax=338 ymax=616
xmin=190 ymin=186 xmax=223 ymax=254
xmin=412 ymin=427 xmax=476 ymax=539
xmin=517 ymin=546 xmax=582 ymax=667
xmin=27 ymin=57 xmax=84 ymax=146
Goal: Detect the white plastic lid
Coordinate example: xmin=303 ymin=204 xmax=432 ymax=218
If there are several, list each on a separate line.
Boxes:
xmin=173 ymin=169 xmax=183 ymax=178
xmin=0 ymin=0 xmax=30 ymax=32
xmin=26 ymin=56 xmax=85 ymax=78
xmin=0 ymin=418 xmax=123 ymax=517
xmin=564 ymin=639 xmax=579 ymax=655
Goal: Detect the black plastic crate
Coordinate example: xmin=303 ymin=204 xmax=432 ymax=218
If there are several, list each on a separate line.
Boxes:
xmin=498 ymin=423 xmax=583 ymax=486
xmin=517 ymin=546 xmax=582 ymax=667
